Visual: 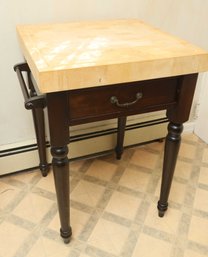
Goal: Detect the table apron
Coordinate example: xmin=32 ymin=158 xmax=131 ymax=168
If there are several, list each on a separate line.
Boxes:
xmin=67 ymin=76 xmax=180 ymax=125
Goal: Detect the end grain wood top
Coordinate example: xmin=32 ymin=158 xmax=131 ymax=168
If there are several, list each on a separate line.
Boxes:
xmin=17 ymin=19 xmax=208 ymax=93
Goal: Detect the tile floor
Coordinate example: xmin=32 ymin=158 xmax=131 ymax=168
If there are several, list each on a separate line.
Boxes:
xmin=1 ymin=133 xmax=208 ymax=257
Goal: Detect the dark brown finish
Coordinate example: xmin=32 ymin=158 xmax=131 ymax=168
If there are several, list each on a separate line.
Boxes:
xmin=166 ymin=74 xmax=198 ymax=123
xmin=14 ymin=63 xmax=49 ymax=176
xmin=157 ymin=73 xmax=198 ymax=217
xmin=47 ymin=92 xmax=72 ymax=244
xmin=14 ymin=63 xmax=131 ymax=176
xmin=14 ymin=61 xmax=198 ymax=243
xmin=116 ymin=116 xmax=127 ymax=159
xmin=31 ymin=107 xmax=48 ymax=176
xmin=44 ymin=73 xmax=198 ymax=243
xmin=157 ymin=122 xmax=183 ymax=217
xmin=68 ymin=76 xmax=179 ymax=125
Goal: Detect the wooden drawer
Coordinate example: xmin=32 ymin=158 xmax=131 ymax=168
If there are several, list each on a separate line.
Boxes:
xmin=68 ymin=76 xmax=180 ymax=125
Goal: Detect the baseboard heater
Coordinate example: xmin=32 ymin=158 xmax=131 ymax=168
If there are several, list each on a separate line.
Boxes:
xmin=0 ymin=117 xmax=168 ymax=176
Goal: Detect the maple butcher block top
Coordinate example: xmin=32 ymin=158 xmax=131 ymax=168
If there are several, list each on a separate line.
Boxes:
xmin=16 ymin=19 xmax=208 ymax=93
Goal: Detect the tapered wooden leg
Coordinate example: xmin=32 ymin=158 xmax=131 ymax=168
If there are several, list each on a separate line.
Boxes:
xmin=157 ymin=122 xmax=183 ymax=217
xmin=32 ymin=107 xmax=49 ymax=176
xmin=51 ymin=145 xmax=72 ymax=243
xmin=47 ymin=92 xmax=71 ymax=243
xmin=115 ymin=116 xmax=127 ymax=160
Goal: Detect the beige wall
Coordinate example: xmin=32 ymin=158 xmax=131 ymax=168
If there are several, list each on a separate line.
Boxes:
xmin=137 ymin=0 xmax=208 ymax=121
xmin=137 ymin=0 xmax=208 ymax=50
xmin=0 ymin=0 xmax=139 ymax=146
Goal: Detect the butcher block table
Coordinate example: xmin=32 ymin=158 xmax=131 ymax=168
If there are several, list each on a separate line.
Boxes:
xmin=16 ymin=19 xmax=208 ymax=243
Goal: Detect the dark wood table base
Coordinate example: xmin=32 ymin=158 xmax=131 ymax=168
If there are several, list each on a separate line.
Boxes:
xmin=46 ymin=73 xmax=198 ymax=243
xmin=14 ymin=63 xmax=198 ymax=243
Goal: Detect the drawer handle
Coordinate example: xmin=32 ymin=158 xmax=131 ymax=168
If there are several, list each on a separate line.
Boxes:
xmin=110 ymin=92 xmax=143 ymax=108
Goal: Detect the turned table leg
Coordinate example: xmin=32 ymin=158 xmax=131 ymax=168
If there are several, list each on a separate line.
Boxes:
xmin=47 ymin=92 xmax=72 ymax=243
xmin=158 ymin=74 xmax=198 ymax=217
xmin=51 ymin=145 xmax=72 ymax=243
xmin=157 ymin=122 xmax=183 ymax=217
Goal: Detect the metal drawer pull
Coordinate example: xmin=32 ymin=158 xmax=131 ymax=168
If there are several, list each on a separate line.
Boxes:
xmin=110 ymin=92 xmax=143 ymax=107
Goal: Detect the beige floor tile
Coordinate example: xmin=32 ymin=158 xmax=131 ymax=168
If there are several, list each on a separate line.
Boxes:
xmin=155 ymin=179 xmax=186 ymax=204
xmin=147 ymin=141 xmax=164 ymax=151
xmin=144 ymin=203 xmax=181 ymax=234
xmin=169 ymin=181 xmax=187 ymax=204
xmin=119 ymin=167 xmax=150 ymax=192
xmin=70 ymin=159 xmax=86 ymax=171
xmin=47 ymin=212 xmax=60 ymax=232
xmin=105 ymin=191 xmax=141 ymax=220
xmin=85 ymin=160 xmax=117 ymax=181
xmin=202 ymin=148 xmax=208 ymax=163
xmin=179 ymin=143 xmax=196 ymax=159
xmin=193 ymin=188 xmax=208 ymax=212
xmin=41 ymin=237 xmax=71 ymax=257
xmin=184 ymin=250 xmax=208 ymax=257
xmin=12 ymin=170 xmax=40 ymax=184
xmin=1 ymin=133 xmax=208 ymax=257
xmin=88 ymin=219 xmax=129 ymax=255
xmin=183 ymin=133 xmax=199 ymax=142
xmin=198 ymin=166 xmax=208 ymax=185
xmin=35 ymin=171 xmax=55 ymax=193
xmin=79 ymin=254 xmax=91 ymax=257
xmin=48 ymin=208 xmax=90 ymax=238
xmin=70 ymin=180 xmax=105 ymax=207
xmin=12 ymin=193 xmax=53 ymax=223
xmin=174 ymin=160 xmax=192 ymax=180
xmin=132 ymin=234 xmax=172 ymax=257
xmin=130 ymin=148 xmax=159 ymax=169
xmin=0 ymin=181 xmax=21 ymax=209
xmin=27 ymin=237 xmax=71 ymax=257
xmin=26 ymin=238 xmax=46 ymax=257
xmin=0 ymin=221 xmax=29 ymax=257
xmin=188 ymin=215 xmax=208 ymax=246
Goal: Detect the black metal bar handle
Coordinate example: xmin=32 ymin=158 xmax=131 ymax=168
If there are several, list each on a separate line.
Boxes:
xmin=14 ymin=64 xmax=30 ymax=102
xmin=14 ymin=63 xmax=46 ymax=110
xmin=110 ymin=92 xmax=143 ymax=108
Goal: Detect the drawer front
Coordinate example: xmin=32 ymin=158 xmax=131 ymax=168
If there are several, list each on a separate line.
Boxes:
xmin=68 ymin=76 xmax=180 ymax=125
